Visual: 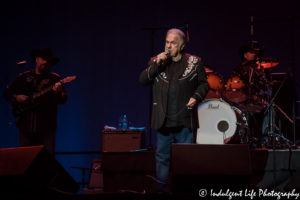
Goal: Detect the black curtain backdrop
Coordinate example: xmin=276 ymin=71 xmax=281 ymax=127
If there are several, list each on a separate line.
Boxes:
xmin=0 ymin=0 xmax=299 ymax=192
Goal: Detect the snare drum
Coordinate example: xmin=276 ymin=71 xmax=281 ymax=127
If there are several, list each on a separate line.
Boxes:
xmin=196 ymin=99 xmax=248 ymax=144
xmin=223 ymin=76 xmax=247 ymax=103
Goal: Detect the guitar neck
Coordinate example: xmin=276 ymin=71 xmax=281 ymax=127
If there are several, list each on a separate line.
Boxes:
xmin=29 ymin=76 xmax=76 ymax=101
xmin=31 ymin=80 xmax=62 ymax=100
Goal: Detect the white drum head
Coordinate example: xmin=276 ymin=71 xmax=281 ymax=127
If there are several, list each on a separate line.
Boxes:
xmin=196 ymin=99 xmax=237 ymax=144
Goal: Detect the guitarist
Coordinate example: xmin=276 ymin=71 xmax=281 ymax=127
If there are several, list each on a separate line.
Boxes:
xmin=3 ymin=48 xmax=67 ymax=155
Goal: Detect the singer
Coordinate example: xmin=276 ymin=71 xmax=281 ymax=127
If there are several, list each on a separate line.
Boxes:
xmin=139 ymin=28 xmax=209 ymax=193
xmin=3 ymin=48 xmax=67 ymax=155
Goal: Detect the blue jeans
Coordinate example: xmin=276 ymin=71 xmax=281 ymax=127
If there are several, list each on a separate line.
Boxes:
xmin=156 ymin=127 xmax=193 ymax=185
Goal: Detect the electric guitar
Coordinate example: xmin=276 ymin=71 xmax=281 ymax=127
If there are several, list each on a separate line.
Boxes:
xmin=12 ymin=75 xmax=76 ymax=123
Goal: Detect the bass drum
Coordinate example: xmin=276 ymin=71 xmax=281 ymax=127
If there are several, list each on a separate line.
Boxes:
xmin=196 ymin=99 xmax=248 ymax=144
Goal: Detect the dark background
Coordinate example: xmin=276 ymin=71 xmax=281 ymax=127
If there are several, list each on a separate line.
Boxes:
xmin=0 ymin=0 xmax=299 ymax=192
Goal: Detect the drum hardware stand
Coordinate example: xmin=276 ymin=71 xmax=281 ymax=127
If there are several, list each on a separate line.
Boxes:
xmin=263 ymin=108 xmax=293 ymax=149
xmin=243 ymin=67 xmax=258 ymax=147
xmin=264 ymin=73 xmax=291 ymax=145
xmin=273 ymin=103 xmax=294 ymax=124
xmin=264 ymin=72 xmax=295 ymax=147
xmin=274 ymin=104 xmax=293 ymax=148
xmin=242 ymin=108 xmax=252 ymax=145
xmin=263 ymin=73 xmax=292 ymax=190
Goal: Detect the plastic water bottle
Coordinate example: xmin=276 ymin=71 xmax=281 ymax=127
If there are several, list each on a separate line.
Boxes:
xmin=118 ymin=114 xmax=128 ymax=130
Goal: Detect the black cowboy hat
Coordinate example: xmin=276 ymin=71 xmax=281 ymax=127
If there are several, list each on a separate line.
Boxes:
xmin=238 ymin=40 xmax=264 ymax=59
xmin=31 ymin=48 xmax=60 ymax=66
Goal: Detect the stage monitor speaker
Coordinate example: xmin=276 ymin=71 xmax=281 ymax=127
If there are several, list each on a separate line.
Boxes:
xmin=171 ymin=144 xmax=251 ymax=194
xmin=101 ymin=130 xmax=145 ymax=152
xmin=102 ymin=151 xmax=156 ymax=193
xmin=0 ymin=145 xmax=79 ymax=196
xmin=251 ymin=149 xmax=300 ymax=191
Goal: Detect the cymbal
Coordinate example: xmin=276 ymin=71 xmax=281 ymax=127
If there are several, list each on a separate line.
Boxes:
xmin=205 ymin=67 xmax=214 ymax=73
xmin=257 ymin=57 xmax=279 ymax=69
xmin=204 ymin=64 xmax=214 ymax=73
xmin=258 ymin=61 xmax=279 ymax=69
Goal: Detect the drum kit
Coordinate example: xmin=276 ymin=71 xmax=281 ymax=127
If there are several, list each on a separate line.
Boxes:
xmin=196 ymin=59 xmax=290 ymax=147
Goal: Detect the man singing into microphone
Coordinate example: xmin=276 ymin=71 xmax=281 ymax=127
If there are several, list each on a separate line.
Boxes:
xmin=139 ymin=28 xmax=209 ymax=193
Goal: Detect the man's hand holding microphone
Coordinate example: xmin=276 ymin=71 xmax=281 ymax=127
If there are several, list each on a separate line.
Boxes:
xmin=156 ymin=49 xmax=170 ymax=65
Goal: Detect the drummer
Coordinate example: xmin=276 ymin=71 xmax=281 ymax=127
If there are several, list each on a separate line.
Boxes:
xmin=232 ymin=40 xmax=270 ymax=96
xmin=230 ymin=40 xmax=270 ymax=144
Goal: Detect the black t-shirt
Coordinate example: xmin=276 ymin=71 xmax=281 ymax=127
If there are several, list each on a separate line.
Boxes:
xmin=165 ymin=58 xmax=185 ymax=127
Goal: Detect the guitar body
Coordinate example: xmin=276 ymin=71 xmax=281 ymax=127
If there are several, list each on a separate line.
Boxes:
xmin=11 ymin=75 xmax=76 ymax=124
xmin=12 ymin=100 xmax=36 ymax=124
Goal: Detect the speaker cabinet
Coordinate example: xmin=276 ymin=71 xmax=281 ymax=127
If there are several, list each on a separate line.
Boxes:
xmin=102 ymin=151 xmax=155 ymax=193
xmin=171 ymin=144 xmax=251 ymax=194
xmin=0 ymin=146 xmax=79 ymax=196
xmin=101 ymin=130 xmax=145 ymax=152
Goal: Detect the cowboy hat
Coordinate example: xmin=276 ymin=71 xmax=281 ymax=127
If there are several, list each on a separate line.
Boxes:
xmin=238 ymin=40 xmax=264 ymax=59
xmin=31 ymin=48 xmax=60 ymax=66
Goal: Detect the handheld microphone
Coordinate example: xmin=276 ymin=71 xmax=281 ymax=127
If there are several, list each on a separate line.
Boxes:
xmin=157 ymin=49 xmax=170 ymax=65
xmin=165 ymin=49 xmax=170 ymax=56
xmin=160 ymin=49 xmax=170 ymax=64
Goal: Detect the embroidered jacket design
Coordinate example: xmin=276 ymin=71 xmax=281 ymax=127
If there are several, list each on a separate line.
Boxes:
xmin=157 ymin=55 xmax=199 ymax=80
xmin=182 ymin=56 xmax=198 ymax=77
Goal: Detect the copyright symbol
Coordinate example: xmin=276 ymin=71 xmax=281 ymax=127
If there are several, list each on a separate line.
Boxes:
xmin=199 ymin=189 xmax=207 ymax=197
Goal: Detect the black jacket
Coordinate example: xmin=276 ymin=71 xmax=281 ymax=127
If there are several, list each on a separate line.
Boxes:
xmin=3 ymin=70 xmax=67 ymax=132
xmin=139 ymin=53 xmax=209 ymax=130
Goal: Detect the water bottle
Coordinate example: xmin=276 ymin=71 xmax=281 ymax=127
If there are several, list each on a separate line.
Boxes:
xmin=118 ymin=114 xmax=128 ymax=130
